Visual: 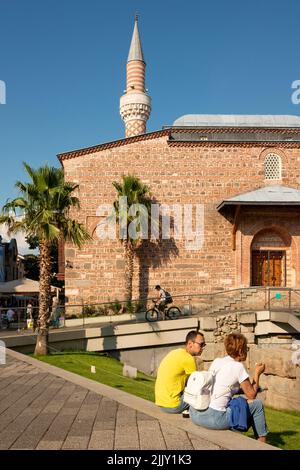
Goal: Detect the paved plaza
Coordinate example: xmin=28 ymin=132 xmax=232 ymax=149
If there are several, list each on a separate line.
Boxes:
xmin=0 ymin=349 xmax=276 ymax=451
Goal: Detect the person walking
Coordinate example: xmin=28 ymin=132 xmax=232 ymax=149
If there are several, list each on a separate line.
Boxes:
xmin=6 ymin=308 xmax=15 ymax=329
xmin=26 ymin=301 xmax=33 ymax=320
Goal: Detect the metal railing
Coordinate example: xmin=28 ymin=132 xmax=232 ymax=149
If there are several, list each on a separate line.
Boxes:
xmin=1 ymin=286 xmax=300 ymax=332
xmin=59 ymin=286 xmax=300 ymax=327
xmin=0 ymin=305 xmax=65 ymax=332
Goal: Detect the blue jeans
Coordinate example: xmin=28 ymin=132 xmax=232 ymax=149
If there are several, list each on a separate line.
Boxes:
xmin=190 ymin=399 xmax=268 ymax=437
xmin=159 ymin=396 xmax=189 ymax=414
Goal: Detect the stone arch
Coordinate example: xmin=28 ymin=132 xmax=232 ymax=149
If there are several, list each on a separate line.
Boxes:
xmin=258 ymin=147 xmax=287 ymax=164
xmin=258 ymin=148 xmax=287 ymax=181
xmin=240 ymin=221 xmax=299 ymax=287
xmin=250 ymin=226 xmax=291 ymax=249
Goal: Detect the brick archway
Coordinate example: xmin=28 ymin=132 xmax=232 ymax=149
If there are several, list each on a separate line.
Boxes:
xmin=237 ymin=220 xmax=299 ymax=287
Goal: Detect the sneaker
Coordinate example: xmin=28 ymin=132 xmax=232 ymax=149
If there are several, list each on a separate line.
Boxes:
xmin=182 ymin=409 xmax=190 ymax=418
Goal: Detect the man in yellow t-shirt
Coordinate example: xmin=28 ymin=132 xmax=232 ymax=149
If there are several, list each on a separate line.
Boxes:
xmin=155 ymin=330 xmax=206 ymax=413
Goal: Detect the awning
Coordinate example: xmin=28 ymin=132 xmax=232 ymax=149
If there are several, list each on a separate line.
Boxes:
xmin=217 ymin=185 xmax=300 ymax=211
xmin=217 ymin=185 xmax=300 ymax=251
xmin=0 ymin=278 xmax=58 ymax=294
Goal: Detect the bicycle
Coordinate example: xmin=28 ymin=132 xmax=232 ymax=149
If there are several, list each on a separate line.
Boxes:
xmin=145 ymin=300 xmax=181 ymax=322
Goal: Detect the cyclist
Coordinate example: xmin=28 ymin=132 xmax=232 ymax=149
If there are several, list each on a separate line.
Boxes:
xmin=154 ymin=285 xmax=172 ymax=313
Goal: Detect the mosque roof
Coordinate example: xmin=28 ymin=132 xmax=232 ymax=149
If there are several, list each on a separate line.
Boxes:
xmin=173 ymin=115 xmax=300 ymax=128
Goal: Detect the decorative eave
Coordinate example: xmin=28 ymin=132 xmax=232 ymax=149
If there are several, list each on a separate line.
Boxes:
xmin=57 ymin=126 xmax=300 ymax=163
xmin=168 ymin=141 xmax=300 ymax=148
xmin=57 ymin=129 xmax=169 ymax=162
xmin=166 ymin=126 xmax=300 ymax=134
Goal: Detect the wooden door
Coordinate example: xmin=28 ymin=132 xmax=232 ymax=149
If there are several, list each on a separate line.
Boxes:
xmin=252 ymin=250 xmax=285 ymax=286
xmin=252 ymin=251 xmax=267 ymax=286
xmin=269 ymin=251 xmax=282 ymax=287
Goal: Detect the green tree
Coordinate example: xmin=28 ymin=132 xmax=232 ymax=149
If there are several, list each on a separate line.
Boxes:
xmin=24 ymin=235 xmax=63 ymax=288
xmin=112 ymin=174 xmax=152 ymax=302
xmin=23 ymin=253 xmax=39 ymax=280
xmin=0 ymin=163 xmax=91 ymax=355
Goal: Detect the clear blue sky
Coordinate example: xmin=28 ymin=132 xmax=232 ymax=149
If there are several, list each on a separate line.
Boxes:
xmin=0 ymin=0 xmax=300 ymax=208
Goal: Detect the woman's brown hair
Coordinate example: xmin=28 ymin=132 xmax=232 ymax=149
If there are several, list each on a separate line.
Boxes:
xmin=224 ymin=332 xmax=248 ymax=361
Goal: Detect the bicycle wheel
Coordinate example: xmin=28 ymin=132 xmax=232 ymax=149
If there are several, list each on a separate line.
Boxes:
xmin=145 ymin=308 xmax=159 ymax=322
xmin=166 ymin=306 xmax=181 ymax=319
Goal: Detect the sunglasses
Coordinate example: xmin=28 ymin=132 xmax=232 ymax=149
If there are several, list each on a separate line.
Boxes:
xmin=193 ymin=341 xmax=206 ymax=348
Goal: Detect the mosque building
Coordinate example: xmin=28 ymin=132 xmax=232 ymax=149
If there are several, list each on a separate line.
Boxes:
xmin=57 ymin=18 xmax=300 ymax=305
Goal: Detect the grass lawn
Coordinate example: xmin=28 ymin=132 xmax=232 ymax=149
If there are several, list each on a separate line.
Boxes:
xmin=245 ymin=407 xmax=300 ymax=450
xmin=35 ymin=351 xmax=155 ymax=402
xmin=35 ymin=351 xmax=300 ymax=450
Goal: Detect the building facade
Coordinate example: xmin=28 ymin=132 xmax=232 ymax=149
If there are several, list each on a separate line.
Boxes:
xmin=58 ymin=19 xmax=300 ymax=305
xmin=0 ymin=237 xmax=24 ymax=283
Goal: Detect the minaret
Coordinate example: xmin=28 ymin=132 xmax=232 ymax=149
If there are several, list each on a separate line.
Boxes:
xmin=120 ymin=16 xmax=151 ymax=137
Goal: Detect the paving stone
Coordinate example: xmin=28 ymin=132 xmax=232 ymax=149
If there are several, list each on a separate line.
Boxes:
xmin=115 ymin=403 xmax=137 ymax=425
xmin=88 ymin=430 xmax=115 ymax=450
xmin=37 ymin=386 xmax=88 ymax=447
xmin=159 ymin=422 xmax=193 ymax=450
xmin=92 ymin=397 xmax=117 ymax=431
xmin=62 ymin=436 xmax=90 ymax=450
xmin=65 ymin=391 xmax=101 ymax=440
xmin=36 ymin=440 xmax=63 ymax=450
xmin=114 ymin=424 xmax=139 ymax=450
xmin=188 ymin=433 xmax=223 ymax=450
xmin=7 ymin=377 xmax=64 ymax=449
xmin=0 ymin=374 xmax=55 ymax=433
xmin=138 ymin=419 xmax=167 ymax=450
xmin=0 ymin=363 xmax=32 ymax=385
xmin=0 ymin=367 xmax=43 ymax=404
xmin=137 ymin=411 xmax=157 ymax=421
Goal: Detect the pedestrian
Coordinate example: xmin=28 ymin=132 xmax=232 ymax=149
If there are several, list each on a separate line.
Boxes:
xmin=6 ymin=307 xmax=15 ymax=329
xmin=26 ymin=301 xmax=33 ymax=320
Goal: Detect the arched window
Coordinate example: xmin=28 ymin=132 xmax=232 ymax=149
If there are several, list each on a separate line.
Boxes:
xmin=264 ymin=153 xmax=282 ymax=180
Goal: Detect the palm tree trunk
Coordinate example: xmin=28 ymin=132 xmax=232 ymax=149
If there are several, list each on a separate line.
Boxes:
xmin=34 ymin=239 xmax=52 ymax=355
xmin=124 ymin=240 xmax=134 ymax=302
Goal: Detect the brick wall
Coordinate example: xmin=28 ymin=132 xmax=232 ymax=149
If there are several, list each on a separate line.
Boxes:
xmin=61 ymin=135 xmax=300 ymax=304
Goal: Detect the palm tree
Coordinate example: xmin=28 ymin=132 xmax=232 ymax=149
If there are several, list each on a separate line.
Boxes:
xmin=112 ymin=174 xmax=152 ymax=302
xmin=0 ymin=163 xmax=91 ymax=355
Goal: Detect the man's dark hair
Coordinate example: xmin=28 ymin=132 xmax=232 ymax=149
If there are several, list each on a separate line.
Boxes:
xmin=155 ymin=285 xmax=161 ymax=290
xmin=185 ymin=330 xmax=203 ymax=344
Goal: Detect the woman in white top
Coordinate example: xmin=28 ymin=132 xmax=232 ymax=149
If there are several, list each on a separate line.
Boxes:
xmin=189 ymin=332 xmax=268 ymax=442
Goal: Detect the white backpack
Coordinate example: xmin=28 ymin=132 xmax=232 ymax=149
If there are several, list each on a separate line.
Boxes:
xmin=183 ymin=371 xmax=215 ymax=411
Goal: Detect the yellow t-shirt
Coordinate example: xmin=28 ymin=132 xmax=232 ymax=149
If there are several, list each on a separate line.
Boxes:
xmin=155 ymin=348 xmax=196 ymax=408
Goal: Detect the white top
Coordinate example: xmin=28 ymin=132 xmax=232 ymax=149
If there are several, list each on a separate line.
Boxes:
xmin=159 ymin=288 xmax=166 ymax=300
xmin=6 ymin=309 xmax=15 ymax=320
xmin=26 ymin=304 xmax=33 ymax=314
xmin=208 ymin=356 xmax=249 ymax=411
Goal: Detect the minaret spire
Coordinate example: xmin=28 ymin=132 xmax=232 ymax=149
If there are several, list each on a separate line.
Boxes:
xmin=120 ymin=17 xmax=151 ymax=137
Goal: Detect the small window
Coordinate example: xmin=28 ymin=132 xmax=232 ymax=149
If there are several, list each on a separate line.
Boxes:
xmin=264 ymin=153 xmax=282 ymax=180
